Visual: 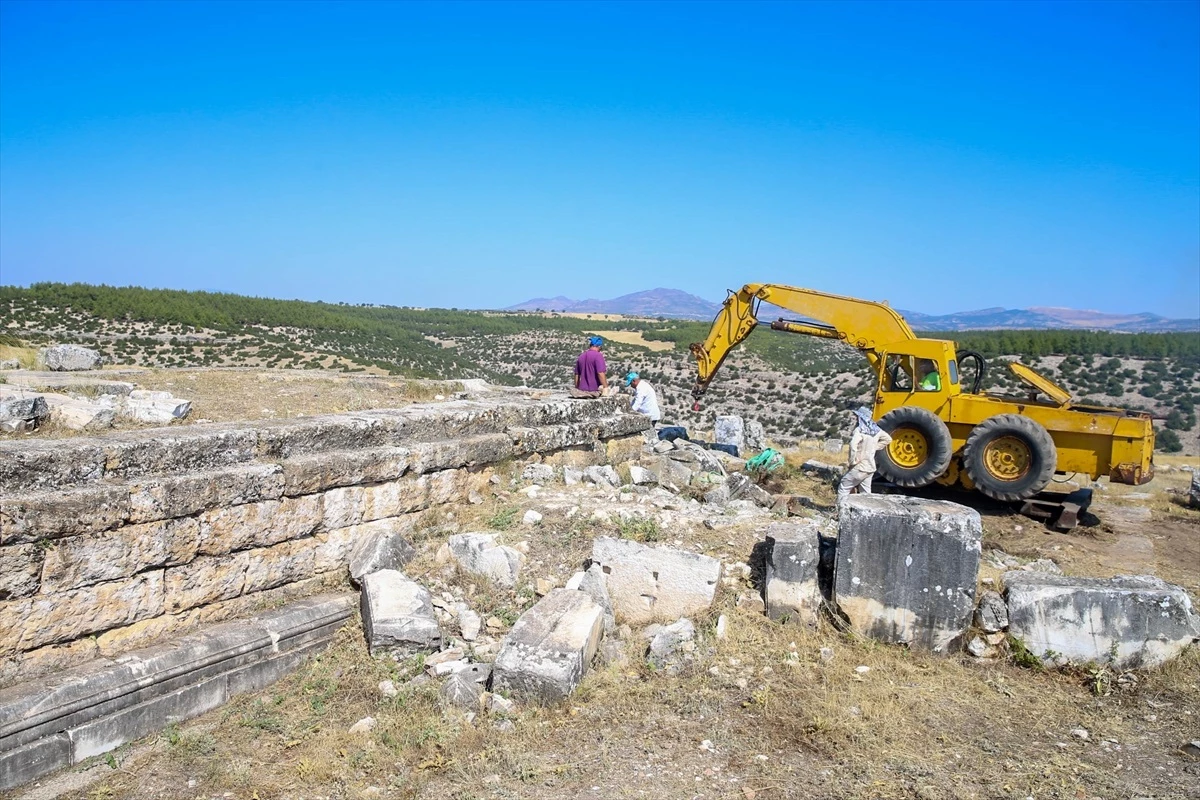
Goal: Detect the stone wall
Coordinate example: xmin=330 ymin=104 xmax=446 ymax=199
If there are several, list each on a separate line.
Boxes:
xmin=0 ymin=392 xmax=649 ymax=686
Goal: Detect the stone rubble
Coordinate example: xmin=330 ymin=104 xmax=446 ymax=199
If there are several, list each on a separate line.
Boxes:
xmin=348 ymin=525 xmax=416 ymax=586
xmin=647 ymin=617 xmax=696 ymax=670
xmin=447 ymin=533 xmax=525 ymax=588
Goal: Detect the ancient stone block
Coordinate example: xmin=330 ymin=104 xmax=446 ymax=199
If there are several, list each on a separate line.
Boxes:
xmin=974 ymin=590 xmax=1009 ymax=633
xmin=129 ymin=463 xmax=285 ymax=524
xmin=0 ymin=439 xmax=106 ymax=493
xmin=565 ymin=564 xmax=615 ymax=632
xmin=412 ymin=434 xmax=512 ymax=473
xmin=44 ymin=393 xmax=116 ymax=431
xmin=522 ymin=463 xmax=557 ymax=484
xmin=584 ymin=465 xmax=621 ymax=488
xmin=101 ymin=426 xmax=259 ymax=480
xmin=348 ymin=523 xmax=417 ymax=585
xmin=120 ymin=390 xmax=192 ymax=424
xmin=197 ymin=495 xmax=321 ymax=556
xmin=1004 ymin=572 xmax=1200 ymax=669
xmin=714 ymin=415 xmax=745 ymax=452
xmin=254 ymin=413 xmax=390 ymax=460
xmin=39 ymin=517 xmax=200 ymax=592
xmin=19 ymin=571 xmax=166 ymax=651
xmin=40 ymin=344 xmax=102 ymax=372
xmin=0 ymin=484 xmax=130 ymax=545
xmin=0 ymin=544 xmax=42 ymax=600
xmin=427 ymin=468 xmax=466 ymax=505
xmin=745 ymin=420 xmax=765 ymax=451
xmin=165 ymin=553 xmax=249 ymax=614
xmin=280 ymin=446 xmax=412 ymax=495
xmin=362 ymin=477 xmax=429 ymax=521
xmin=447 ymin=533 xmax=524 ymax=588
xmin=0 ymin=733 xmax=71 ymax=791
xmin=764 ymin=521 xmax=823 ymax=625
xmin=323 ymin=486 xmax=365 ymax=530
xmin=242 ymin=539 xmax=316 ymax=595
xmin=492 ymin=589 xmax=604 ymax=705
xmin=590 ymin=536 xmax=723 ymax=626
xmin=360 ymin=570 xmax=441 ymax=657
xmin=834 ymin=495 xmax=982 ymax=653
xmin=604 ymin=432 xmax=645 ymax=464
xmin=0 ymin=393 xmax=49 ymax=424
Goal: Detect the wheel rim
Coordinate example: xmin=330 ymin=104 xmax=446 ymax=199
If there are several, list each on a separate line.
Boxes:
xmin=889 ymin=427 xmax=928 ymax=469
xmin=982 ymin=435 xmax=1031 ymax=482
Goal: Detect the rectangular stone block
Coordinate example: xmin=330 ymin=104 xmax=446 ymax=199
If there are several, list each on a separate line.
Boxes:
xmin=165 ymin=553 xmax=249 ymax=614
xmin=280 ymin=446 xmax=412 ymax=495
xmin=492 ymin=588 xmax=603 ymax=705
xmin=197 ymin=495 xmax=321 ymax=556
xmin=362 ymin=477 xmax=429 ymax=521
xmin=323 ymin=486 xmax=365 ymax=530
xmin=254 ymin=414 xmax=391 ymax=460
xmin=360 ymin=570 xmax=441 ymax=657
xmin=101 ymin=426 xmax=259 ymax=479
xmin=0 ymin=544 xmax=42 ymax=600
xmin=591 ymin=536 xmax=723 ymax=626
xmin=18 ymin=571 xmax=166 ymax=652
xmin=763 ymin=521 xmax=822 ymax=625
xmin=129 ymin=463 xmax=284 ymax=523
xmin=0 ymin=484 xmax=130 ymax=545
xmin=410 ymin=434 xmax=512 ymax=473
xmin=0 ymin=733 xmax=71 ymax=791
xmin=834 ymin=495 xmax=982 ymax=653
xmin=0 ymin=439 xmax=106 ymax=494
xmin=39 ymin=518 xmax=200 ymax=593
xmin=1004 ymin=572 xmax=1200 ymax=669
xmin=242 ymin=539 xmax=316 ymax=595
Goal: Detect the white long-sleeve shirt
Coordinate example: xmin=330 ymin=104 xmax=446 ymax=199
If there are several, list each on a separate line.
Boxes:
xmin=631 ymin=380 xmax=661 ymax=422
xmin=848 ymin=427 xmax=893 ymax=473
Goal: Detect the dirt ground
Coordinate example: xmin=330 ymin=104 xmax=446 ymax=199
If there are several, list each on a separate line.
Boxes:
xmin=14 ymin=453 xmax=1200 ymax=800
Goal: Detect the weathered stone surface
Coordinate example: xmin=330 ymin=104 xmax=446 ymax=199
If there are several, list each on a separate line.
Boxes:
xmin=281 ymin=446 xmax=412 ymax=495
xmin=628 ymin=465 xmax=657 ymax=486
xmin=243 ymin=539 xmax=316 ymax=595
xmin=802 ymin=459 xmax=842 ymax=480
xmin=120 ymin=390 xmax=192 ymax=424
xmin=583 ymin=465 xmax=621 ymax=488
xmin=40 ymin=344 xmax=102 ymax=372
xmin=323 ymin=485 xmax=365 ymax=529
xmin=724 ymin=473 xmax=774 ymax=507
xmin=1190 ymin=472 xmax=1200 ymax=509
xmin=714 ymin=415 xmax=745 ymax=452
xmin=0 ymin=392 xmax=49 ymax=424
xmin=197 ymin=495 xmax=322 ymax=556
xmin=823 ymin=438 xmax=843 ymax=453
xmin=129 ymin=463 xmax=284 ymax=524
xmin=43 ymin=393 xmax=116 ymax=430
xmin=447 ymin=533 xmax=525 ymax=588
xmin=522 ymin=463 xmax=557 ymax=484
xmin=565 ymin=564 xmax=615 ymax=632
xmin=974 ymin=590 xmax=1009 ymax=633
xmin=835 ymin=495 xmax=982 ymax=653
xmin=101 ymin=427 xmax=259 ymax=480
xmin=165 ymin=553 xmax=250 ymax=614
xmin=648 ymin=617 xmax=696 ymax=668
xmin=39 ymin=518 xmax=200 ymax=593
xmin=18 ymin=571 xmax=165 ymax=651
xmin=764 ymin=521 xmax=822 ymax=625
xmin=745 ymin=420 xmax=765 ymax=451
xmin=492 ymin=589 xmax=603 ymax=705
xmin=654 ymin=456 xmax=696 ymax=490
xmin=0 ymin=544 xmax=42 ymax=600
xmin=1003 ymin=572 xmax=1200 ymax=669
xmin=440 ymin=672 xmax=484 ymax=710
xmin=360 ymin=570 xmax=441 ymax=657
xmin=0 ymin=734 xmax=71 ymax=791
xmin=591 ymin=537 xmax=723 ymax=626
xmin=362 ymin=476 xmax=432 ymax=520
xmin=0 ymin=483 xmax=130 ymax=545
xmin=348 ymin=523 xmax=416 ymax=585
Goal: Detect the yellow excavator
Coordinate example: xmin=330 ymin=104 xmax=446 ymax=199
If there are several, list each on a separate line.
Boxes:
xmin=690 ymin=283 xmax=1155 ymax=504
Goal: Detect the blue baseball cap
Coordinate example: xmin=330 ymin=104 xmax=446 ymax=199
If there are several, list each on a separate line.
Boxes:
xmin=588 ymin=336 xmax=603 ymax=347
xmin=625 ymin=371 xmax=639 ymax=385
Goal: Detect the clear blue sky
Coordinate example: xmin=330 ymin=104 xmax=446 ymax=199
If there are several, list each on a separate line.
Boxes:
xmin=2 ymin=1 xmax=1197 ymax=316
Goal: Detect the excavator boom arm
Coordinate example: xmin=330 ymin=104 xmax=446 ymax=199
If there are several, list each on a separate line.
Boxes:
xmin=689 ymin=283 xmax=917 ymax=398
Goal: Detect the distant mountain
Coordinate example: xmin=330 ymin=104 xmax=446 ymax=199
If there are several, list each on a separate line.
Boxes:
xmin=504 ymin=288 xmax=721 ymax=320
xmin=899 ymin=306 xmax=1199 ymax=333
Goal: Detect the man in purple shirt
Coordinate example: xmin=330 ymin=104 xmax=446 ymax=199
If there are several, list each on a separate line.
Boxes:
xmin=571 ymin=336 xmax=608 ymax=398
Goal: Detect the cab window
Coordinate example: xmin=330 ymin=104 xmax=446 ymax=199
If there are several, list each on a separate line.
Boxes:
xmin=916 ymin=359 xmax=941 ymax=392
xmin=948 ymin=360 xmax=959 ymax=385
xmin=884 ymin=355 xmax=915 ymax=391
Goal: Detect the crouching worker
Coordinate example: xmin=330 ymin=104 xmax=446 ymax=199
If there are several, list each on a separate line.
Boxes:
xmin=626 ymin=372 xmax=661 ymax=426
xmin=570 ymin=336 xmax=608 ymax=398
xmin=837 ymin=407 xmax=892 ymax=502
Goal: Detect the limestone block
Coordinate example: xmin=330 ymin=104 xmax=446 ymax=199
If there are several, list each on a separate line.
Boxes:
xmin=412 ymin=434 xmax=512 ymax=473
xmin=100 ymin=426 xmax=259 ymax=480
xmin=522 ymin=463 xmax=557 ymax=484
xmin=745 ymin=420 xmax=766 ymax=451
xmin=1190 ymin=472 xmax=1200 ymax=509
xmin=19 ymin=570 xmax=165 ymax=651
xmin=94 ymin=613 xmax=185 ymax=657
xmin=120 ymin=390 xmax=191 ymax=424
xmin=129 ymin=463 xmax=284 ymax=524
xmin=834 ymin=495 xmax=982 ymax=653
xmin=1003 ymin=572 xmax=1200 ymax=669
xmin=40 ymin=344 xmax=103 ymax=371
xmin=565 ymin=563 xmax=615 ymax=632
xmin=0 ymin=638 xmax=100 ymax=686
xmin=492 ymin=588 xmax=604 ymax=705
xmin=654 ymin=456 xmax=696 ymax=490
xmin=590 ymin=536 xmax=723 ymax=626
xmin=427 ymin=468 xmax=467 ymax=505
xmin=348 ymin=522 xmax=416 ymax=585
xmin=0 ymin=544 xmax=42 ymax=600
xmin=648 ymin=617 xmax=696 ymax=668
xmin=974 ymin=590 xmax=1009 ymax=633
xmin=584 ymin=465 xmax=621 ymax=488
xmin=0 ymin=734 xmax=71 ymax=791
xmin=802 ymin=460 xmax=842 ymax=480
xmin=441 ymin=672 xmax=484 ymax=710
xmin=362 ymin=477 xmax=429 ymax=521
xmin=447 ymin=533 xmax=524 ymax=588
xmin=323 ymin=486 xmax=366 ymax=530
xmin=197 ymin=495 xmax=321 ymax=556
xmin=823 ymin=438 xmax=844 ymax=454
xmin=43 ymin=394 xmax=116 ymax=430
xmin=280 ymin=446 xmax=412 ymax=496
xmin=0 ymin=438 xmax=106 ymax=494
xmin=0 ymin=393 xmax=49 ymax=424
xmin=764 ymin=521 xmax=823 ymax=625
xmin=604 ymin=433 xmax=645 ymax=464
xmin=0 ymin=484 xmax=130 ymax=545
xmin=242 ymin=539 xmax=316 ymax=595
xmin=628 ymin=465 xmax=657 ymax=486
xmin=39 ymin=517 xmax=200 ymax=592
xmin=165 ymin=552 xmax=250 ymax=614
xmin=724 ymin=473 xmax=774 ymax=507
xmin=254 ymin=413 xmax=390 ymax=460
xmin=714 ymin=415 xmax=745 ymax=451
xmin=360 ymin=570 xmax=442 ymax=657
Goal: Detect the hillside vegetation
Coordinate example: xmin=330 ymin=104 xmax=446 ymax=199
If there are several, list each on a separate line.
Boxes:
xmin=3 ymin=283 xmax=1197 ymax=451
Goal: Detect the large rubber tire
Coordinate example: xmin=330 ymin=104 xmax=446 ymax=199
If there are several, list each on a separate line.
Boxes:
xmin=963 ymin=414 xmax=1057 ymax=502
xmin=876 ymin=406 xmax=954 ymax=488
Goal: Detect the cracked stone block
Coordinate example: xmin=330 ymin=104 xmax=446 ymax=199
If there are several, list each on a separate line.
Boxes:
xmin=360 ymin=570 xmax=442 ymax=658
xmin=834 ymin=495 xmax=982 ymax=653
xmin=348 ymin=523 xmax=416 ymax=586
xmin=447 ymin=533 xmax=525 ymax=588
xmin=521 ymin=463 xmax=556 ymax=484
xmin=1003 ymin=572 xmax=1200 ymax=669
xmin=583 ymin=465 xmax=620 ymax=488
xmin=714 ymin=416 xmax=745 ymax=451
xmin=491 ymin=589 xmax=603 ymax=705
xmin=974 ymin=590 xmax=1009 ymax=633
xmin=591 ymin=536 xmax=722 ymax=626
xmin=40 ymin=345 xmax=102 ymax=372
xmin=764 ymin=521 xmax=822 ymax=625
xmin=565 ymin=563 xmax=615 ymax=632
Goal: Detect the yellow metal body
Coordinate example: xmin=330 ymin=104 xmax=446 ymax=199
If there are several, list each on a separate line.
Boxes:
xmin=690 ymin=283 xmax=1155 ymax=486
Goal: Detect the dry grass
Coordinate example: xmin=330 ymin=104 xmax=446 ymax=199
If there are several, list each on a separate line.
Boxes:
xmin=0 ymin=343 xmax=39 ymax=370
xmin=585 ymin=330 xmax=675 ymax=353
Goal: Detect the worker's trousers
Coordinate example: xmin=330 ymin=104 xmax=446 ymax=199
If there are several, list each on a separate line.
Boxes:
xmin=836 ymin=467 xmax=874 ymax=502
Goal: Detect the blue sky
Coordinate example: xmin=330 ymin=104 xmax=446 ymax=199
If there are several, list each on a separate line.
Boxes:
xmin=1 ymin=1 xmax=1197 ymax=316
